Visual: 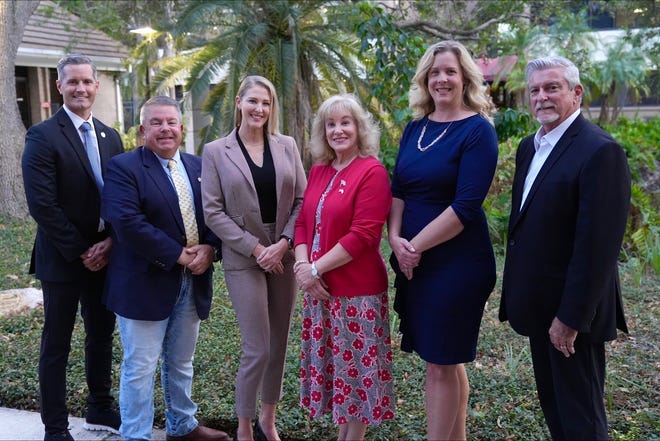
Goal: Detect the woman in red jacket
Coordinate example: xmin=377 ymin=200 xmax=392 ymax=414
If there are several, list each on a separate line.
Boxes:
xmin=294 ymin=94 xmax=394 ymax=441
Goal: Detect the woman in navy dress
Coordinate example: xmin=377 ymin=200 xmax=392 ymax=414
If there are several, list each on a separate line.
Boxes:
xmin=388 ymin=40 xmax=498 ymax=440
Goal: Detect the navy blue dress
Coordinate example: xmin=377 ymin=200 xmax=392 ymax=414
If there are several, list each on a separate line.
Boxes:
xmin=391 ymin=114 xmax=498 ymax=364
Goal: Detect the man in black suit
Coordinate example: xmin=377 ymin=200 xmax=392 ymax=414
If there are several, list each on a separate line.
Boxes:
xmin=499 ymin=56 xmax=630 ymax=440
xmin=22 ymin=54 xmax=124 ymax=441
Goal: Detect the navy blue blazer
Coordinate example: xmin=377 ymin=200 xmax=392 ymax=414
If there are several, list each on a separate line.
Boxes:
xmin=500 ymin=114 xmax=630 ymax=342
xmin=22 ymin=108 xmax=124 ymax=282
xmin=102 ymin=146 xmax=220 ymax=321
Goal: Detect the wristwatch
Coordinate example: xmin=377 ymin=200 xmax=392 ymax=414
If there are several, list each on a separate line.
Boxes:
xmin=311 ymin=262 xmax=321 ymax=279
xmin=280 ymin=235 xmax=293 ymax=250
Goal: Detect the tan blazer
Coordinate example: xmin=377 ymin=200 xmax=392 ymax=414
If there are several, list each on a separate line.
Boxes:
xmin=201 ymin=128 xmax=307 ymax=270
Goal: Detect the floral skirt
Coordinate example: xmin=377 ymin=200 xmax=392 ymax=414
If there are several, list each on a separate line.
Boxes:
xmin=300 ymin=293 xmax=395 ymax=426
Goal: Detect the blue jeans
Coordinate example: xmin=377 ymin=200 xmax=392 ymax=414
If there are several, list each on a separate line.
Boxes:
xmin=117 ymin=271 xmax=200 ymax=441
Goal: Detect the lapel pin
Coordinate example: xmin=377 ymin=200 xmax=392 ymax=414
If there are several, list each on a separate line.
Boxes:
xmin=101 ymin=132 xmax=106 ymax=138
xmin=198 ymin=177 xmax=202 ymax=182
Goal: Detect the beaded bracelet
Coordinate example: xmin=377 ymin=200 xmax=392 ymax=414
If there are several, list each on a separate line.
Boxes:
xmin=293 ymin=260 xmax=308 ymax=272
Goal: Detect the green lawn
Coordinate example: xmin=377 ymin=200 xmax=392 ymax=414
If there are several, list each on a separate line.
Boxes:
xmin=0 ymin=216 xmax=657 ymax=440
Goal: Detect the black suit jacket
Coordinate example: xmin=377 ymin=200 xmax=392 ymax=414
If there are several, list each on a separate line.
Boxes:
xmin=102 ymin=147 xmax=220 ymax=321
xmin=500 ymin=114 xmax=630 ymax=342
xmin=22 ymin=108 xmax=124 ymax=282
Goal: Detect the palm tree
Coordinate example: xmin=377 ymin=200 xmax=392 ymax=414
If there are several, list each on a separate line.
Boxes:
xmin=582 ymin=35 xmax=649 ymax=124
xmin=152 ymin=0 xmax=366 ymax=166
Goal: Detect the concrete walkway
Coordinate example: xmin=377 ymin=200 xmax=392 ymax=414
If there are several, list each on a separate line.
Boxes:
xmin=0 ymin=407 xmax=166 ymax=440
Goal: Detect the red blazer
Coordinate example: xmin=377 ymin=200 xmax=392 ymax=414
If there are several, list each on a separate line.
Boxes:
xmin=294 ymin=156 xmax=392 ymax=297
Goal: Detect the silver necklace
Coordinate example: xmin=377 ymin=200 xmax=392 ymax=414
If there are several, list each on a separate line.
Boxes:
xmin=417 ymin=120 xmax=454 ymax=152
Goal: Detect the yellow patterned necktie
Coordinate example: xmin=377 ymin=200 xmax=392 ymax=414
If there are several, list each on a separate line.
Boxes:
xmin=167 ymin=159 xmax=199 ymax=246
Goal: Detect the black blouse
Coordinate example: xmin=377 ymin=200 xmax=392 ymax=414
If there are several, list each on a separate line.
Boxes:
xmin=236 ymin=132 xmax=277 ymax=223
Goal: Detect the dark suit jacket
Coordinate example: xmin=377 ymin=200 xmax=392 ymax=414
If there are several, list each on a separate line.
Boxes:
xmin=22 ymin=108 xmax=124 ymax=282
xmin=500 ymin=114 xmax=630 ymax=342
xmin=102 ymin=146 xmax=220 ymax=321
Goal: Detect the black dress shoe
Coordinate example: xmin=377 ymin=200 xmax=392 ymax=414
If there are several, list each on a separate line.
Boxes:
xmin=253 ymin=420 xmax=267 ymax=441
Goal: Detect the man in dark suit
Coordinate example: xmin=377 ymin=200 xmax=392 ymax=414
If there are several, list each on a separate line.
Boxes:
xmin=102 ymin=96 xmax=229 ymax=441
xmin=499 ymin=56 xmax=631 ymax=440
xmin=22 ymin=54 xmax=123 ymax=441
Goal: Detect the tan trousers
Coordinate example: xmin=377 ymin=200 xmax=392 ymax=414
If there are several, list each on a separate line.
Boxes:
xmin=224 ymin=225 xmax=297 ymax=418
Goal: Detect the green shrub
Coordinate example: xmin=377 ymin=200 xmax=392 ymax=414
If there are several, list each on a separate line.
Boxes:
xmin=604 ymin=117 xmax=660 ymax=180
xmin=494 ymin=107 xmax=535 ymax=141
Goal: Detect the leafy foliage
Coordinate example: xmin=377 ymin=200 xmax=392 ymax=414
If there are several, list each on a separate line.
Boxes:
xmin=484 ymin=137 xmax=519 ymax=252
xmin=605 ymin=117 xmax=660 ymax=177
xmin=493 ymin=107 xmax=535 ymax=141
xmin=351 ymin=2 xmax=426 ymax=170
xmin=353 ymin=2 xmax=425 ymax=127
xmin=149 ymin=0 xmax=368 ymax=166
xmin=605 ymin=118 xmax=659 ymax=277
xmin=53 ymin=0 xmax=188 ymax=48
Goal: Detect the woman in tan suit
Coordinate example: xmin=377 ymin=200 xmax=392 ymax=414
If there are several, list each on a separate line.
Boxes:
xmin=201 ymin=75 xmax=307 ymax=441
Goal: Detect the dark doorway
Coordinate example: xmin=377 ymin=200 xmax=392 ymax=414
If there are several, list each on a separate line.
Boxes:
xmin=49 ymin=68 xmax=63 ymax=114
xmin=15 ymin=66 xmax=31 ymax=129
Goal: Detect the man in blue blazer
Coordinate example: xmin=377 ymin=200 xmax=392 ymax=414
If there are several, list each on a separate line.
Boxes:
xmin=102 ymin=96 xmax=228 ymax=441
xmin=22 ymin=54 xmax=124 ymax=441
xmin=499 ymin=56 xmax=631 ymax=440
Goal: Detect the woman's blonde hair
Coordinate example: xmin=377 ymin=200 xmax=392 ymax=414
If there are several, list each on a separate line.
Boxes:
xmin=310 ymin=94 xmax=380 ymax=164
xmin=409 ymin=40 xmax=494 ymax=124
xmin=234 ymin=75 xmax=280 ymax=135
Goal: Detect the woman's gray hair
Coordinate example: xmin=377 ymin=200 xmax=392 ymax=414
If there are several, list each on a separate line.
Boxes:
xmin=526 ymin=56 xmax=581 ymax=89
xmin=310 ymin=94 xmax=380 ymax=164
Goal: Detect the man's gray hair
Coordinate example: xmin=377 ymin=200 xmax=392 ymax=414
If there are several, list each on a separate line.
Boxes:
xmin=526 ymin=56 xmax=581 ymax=89
xmin=57 ymin=54 xmax=97 ymax=81
xmin=140 ymin=96 xmax=182 ymax=125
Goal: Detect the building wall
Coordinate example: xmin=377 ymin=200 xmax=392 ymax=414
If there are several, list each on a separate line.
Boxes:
xmin=94 ymin=71 xmax=121 ymax=128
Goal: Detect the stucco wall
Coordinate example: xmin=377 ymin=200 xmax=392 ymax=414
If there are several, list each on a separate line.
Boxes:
xmin=93 ymin=71 xmax=121 ymax=129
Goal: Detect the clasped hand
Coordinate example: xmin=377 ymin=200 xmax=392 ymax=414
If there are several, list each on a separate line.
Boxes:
xmin=294 ymin=263 xmax=331 ymax=301
xmin=177 ymin=244 xmax=214 ymax=275
xmin=254 ymin=242 xmax=286 ymax=274
xmin=81 ymin=237 xmax=112 ymax=271
xmin=390 ymin=236 xmax=421 ymax=280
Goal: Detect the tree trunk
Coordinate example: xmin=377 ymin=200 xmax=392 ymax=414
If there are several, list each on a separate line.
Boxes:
xmin=0 ymin=0 xmax=39 ymax=220
xmin=611 ymin=83 xmax=624 ymax=123
xmin=285 ymin=56 xmax=318 ymax=171
xmin=598 ymin=93 xmax=609 ymax=126
xmin=292 ymin=79 xmax=314 ymax=171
